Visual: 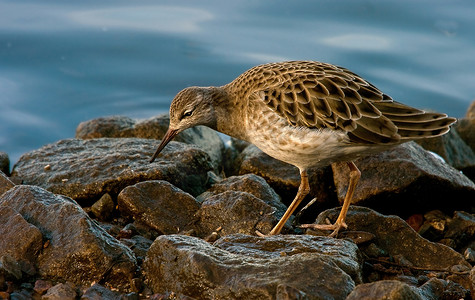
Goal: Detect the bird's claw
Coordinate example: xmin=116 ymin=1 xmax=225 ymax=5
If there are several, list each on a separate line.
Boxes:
xmin=299 ymin=221 xmax=348 ymax=237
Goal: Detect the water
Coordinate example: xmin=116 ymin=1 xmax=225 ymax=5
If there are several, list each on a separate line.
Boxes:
xmin=1 ymin=0 xmax=475 ymax=165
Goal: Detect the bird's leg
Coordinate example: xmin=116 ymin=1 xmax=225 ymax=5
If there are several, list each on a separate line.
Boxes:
xmin=300 ymin=161 xmax=361 ymax=237
xmin=256 ymin=169 xmax=310 ymax=236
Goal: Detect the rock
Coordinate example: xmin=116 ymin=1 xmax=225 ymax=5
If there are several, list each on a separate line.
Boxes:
xmin=91 ymin=193 xmax=115 ymax=221
xmin=415 ymin=129 xmax=475 ymax=181
xmin=0 ymin=171 xmax=14 ymax=197
xmin=75 ymin=115 xmax=225 ymax=171
xmin=442 ymin=211 xmax=475 ymax=252
xmin=33 ymin=279 xmax=52 ymax=295
xmin=0 ymin=206 xmax=43 ymax=267
xmin=347 ymin=280 xmax=423 ymax=300
xmin=0 ymin=185 xmax=137 ymax=288
xmin=80 ymin=283 xmax=123 ymax=300
xmin=195 ymin=175 xmax=291 ymax=236
xmin=11 ymin=138 xmax=214 ymax=201
xmin=455 ymin=118 xmax=475 ymax=153
xmin=143 ymin=234 xmax=361 ymax=299
xmin=465 ymin=100 xmax=475 ymax=118
xmin=331 ymin=142 xmax=475 ymax=217
xmin=347 ymin=278 xmax=469 ymax=300
xmin=0 ymin=152 xmax=9 ymax=176
xmin=222 ymin=137 xmax=249 ymax=176
xmin=118 ymin=180 xmax=200 ymax=235
xmin=42 ymin=283 xmax=76 ymax=300
xmin=312 ymin=207 xmax=471 ymax=270
xmin=196 ymin=174 xmax=283 ymax=206
xmin=0 ymin=255 xmax=22 ymax=281
xmin=238 ymin=144 xmax=337 ymax=213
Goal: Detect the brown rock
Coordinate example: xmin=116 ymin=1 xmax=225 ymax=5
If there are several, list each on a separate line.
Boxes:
xmin=144 ymin=234 xmax=361 ymax=299
xmin=75 ymin=115 xmax=225 ymax=171
xmin=0 ymin=152 xmax=9 ymax=176
xmin=42 ymin=283 xmax=76 ymax=300
xmin=347 ymin=280 xmax=422 ymax=300
xmin=118 ymin=180 xmax=200 ymax=235
xmin=0 ymin=185 xmax=136 ymax=288
xmin=0 ymin=206 xmax=43 ymax=267
xmin=33 ymin=279 xmax=53 ymax=295
xmin=0 ymin=171 xmax=14 ymax=197
xmin=91 ymin=193 xmax=115 ymax=221
xmin=11 ymin=138 xmax=213 ymax=201
xmin=331 ymin=142 xmax=475 ymax=217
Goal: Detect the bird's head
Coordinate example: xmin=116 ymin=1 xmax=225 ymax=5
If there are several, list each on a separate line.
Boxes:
xmin=150 ymin=86 xmax=217 ymax=162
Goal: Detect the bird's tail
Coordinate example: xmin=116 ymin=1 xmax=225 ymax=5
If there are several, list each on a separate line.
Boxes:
xmin=374 ymin=101 xmax=457 ymax=140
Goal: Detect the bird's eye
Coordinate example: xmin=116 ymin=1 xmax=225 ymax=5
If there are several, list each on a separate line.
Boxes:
xmin=183 ymin=110 xmax=193 ymax=118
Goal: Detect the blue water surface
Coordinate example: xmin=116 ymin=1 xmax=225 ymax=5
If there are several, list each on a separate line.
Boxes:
xmin=1 ymin=0 xmax=474 ymax=165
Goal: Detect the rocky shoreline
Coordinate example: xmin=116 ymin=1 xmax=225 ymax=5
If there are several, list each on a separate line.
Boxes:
xmin=1 ymin=101 xmax=475 ymax=299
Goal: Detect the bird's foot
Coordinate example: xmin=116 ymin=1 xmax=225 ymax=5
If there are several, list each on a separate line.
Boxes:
xmin=255 ymin=228 xmax=280 ymax=237
xmin=300 ymin=220 xmax=348 ymax=237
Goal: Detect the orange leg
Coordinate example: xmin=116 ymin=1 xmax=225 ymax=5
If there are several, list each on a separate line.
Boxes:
xmin=257 ymin=169 xmax=310 ymax=236
xmin=301 ymin=161 xmax=361 ymax=237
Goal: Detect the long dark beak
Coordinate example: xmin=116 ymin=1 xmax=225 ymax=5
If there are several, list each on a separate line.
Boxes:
xmin=150 ymin=128 xmax=179 ymax=163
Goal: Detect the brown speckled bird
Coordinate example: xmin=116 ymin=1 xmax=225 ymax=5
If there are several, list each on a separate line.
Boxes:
xmin=150 ymin=61 xmax=456 ymax=237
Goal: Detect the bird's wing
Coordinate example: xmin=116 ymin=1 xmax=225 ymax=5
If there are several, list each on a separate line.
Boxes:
xmin=232 ymin=61 xmax=408 ymax=144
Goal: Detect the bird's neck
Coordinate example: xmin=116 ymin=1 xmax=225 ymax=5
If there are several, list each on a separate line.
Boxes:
xmin=208 ymin=86 xmax=249 ymax=141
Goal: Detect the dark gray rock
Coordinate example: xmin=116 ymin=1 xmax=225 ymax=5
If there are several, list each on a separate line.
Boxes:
xmin=238 ymin=144 xmax=337 ymax=213
xmin=91 ymin=193 xmax=115 ymax=221
xmin=0 ymin=152 xmax=9 ymax=176
xmin=0 ymin=185 xmax=137 ymax=288
xmin=11 ymin=138 xmax=214 ymax=201
xmin=441 ymin=211 xmax=475 ymax=252
xmin=415 ymin=129 xmax=475 ymax=181
xmin=418 ymin=278 xmax=469 ymax=300
xmin=0 ymin=206 xmax=43 ymax=267
xmin=75 ymin=114 xmax=225 ymax=171
xmin=143 ymin=234 xmax=361 ymax=299
xmin=42 ymin=283 xmax=76 ymax=300
xmin=0 ymin=255 xmax=22 ymax=281
xmin=331 ymin=142 xmax=475 ymax=216
xmin=118 ymin=180 xmax=200 ymax=235
xmin=455 ymin=118 xmax=475 ymax=154
xmin=0 ymin=171 xmax=15 ymax=197
xmin=195 ymin=175 xmax=291 ymax=236
xmin=312 ymin=207 xmax=471 ymax=270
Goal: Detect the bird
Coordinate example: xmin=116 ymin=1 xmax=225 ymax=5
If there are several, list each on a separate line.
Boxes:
xmin=150 ymin=61 xmax=456 ymax=237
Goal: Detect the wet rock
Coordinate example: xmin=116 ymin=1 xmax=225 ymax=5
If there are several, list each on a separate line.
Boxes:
xmin=0 ymin=185 xmax=137 ymax=288
xmin=118 ymin=180 xmax=200 ymax=235
xmin=11 ymin=138 xmax=214 ymax=201
xmin=0 ymin=171 xmax=14 ymax=197
xmin=42 ymin=283 xmax=76 ymax=300
xmin=91 ymin=193 xmax=115 ymax=221
xmin=143 ymin=234 xmax=361 ymax=299
xmin=312 ymin=207 xmax=471 ymax=270
xmin=331 ymin=142 xmax=475 ymax=217
xmin=0 ymin=207 xmax=43 ymax=268
xmin=0 ymin=152 xmax=9 ymax=176
xmin=415 ymin=129 xmax=475 ymax=181
xmin=347 ymin=280 xmax=422 ymax=300
xmin=195 ymin=175 xmax=291 ymax=236
xmin=238 ymin=144 xmax=337 ymax=212
xmin=75 ymin=115 xmax=225 ymax=171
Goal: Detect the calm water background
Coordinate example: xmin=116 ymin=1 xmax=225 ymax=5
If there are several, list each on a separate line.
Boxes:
xmin=1 ymin=0 xmax=475 ymax=165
